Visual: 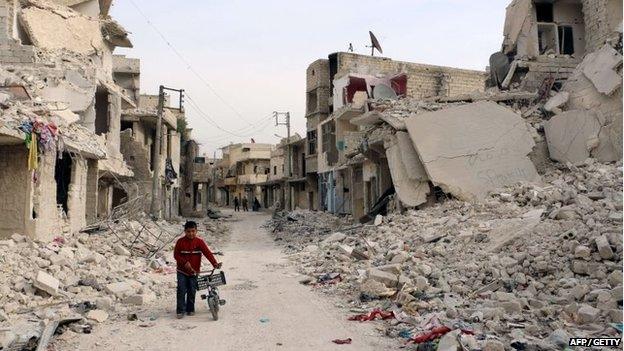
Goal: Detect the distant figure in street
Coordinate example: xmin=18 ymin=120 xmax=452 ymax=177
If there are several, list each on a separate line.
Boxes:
xmin=253 ymin=197 xmax=261 ymax=211
xmin=173 ymin=221 xmax=221 ymax=319
xmin=234 ymin=197 xmax=240 ymax=212
xmin=242 ymin=197 xmax=249 ymax=212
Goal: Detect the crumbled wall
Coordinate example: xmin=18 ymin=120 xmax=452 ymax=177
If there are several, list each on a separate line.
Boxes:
xmin=66 ymin=155 xmax=88 ymax=232
xmin=18 ymin=5 xmax=104 ymax=55
xmin=335 ymin=53 xmax=486 ymax=98
xmin=0 ymin=145 xmax=30 ymax=239
xmin=582 ymin=0 xmax=623 ymax=52
xmin=85 ymin=158 xmax=98 ymax=223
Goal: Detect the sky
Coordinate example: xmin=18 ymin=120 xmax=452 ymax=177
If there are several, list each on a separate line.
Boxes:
xmin=110 ymin=0 xmax=509 ymax=156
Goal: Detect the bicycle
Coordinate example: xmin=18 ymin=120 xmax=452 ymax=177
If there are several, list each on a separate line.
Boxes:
xmin=196 ymin=269 xmax=227 ymax=320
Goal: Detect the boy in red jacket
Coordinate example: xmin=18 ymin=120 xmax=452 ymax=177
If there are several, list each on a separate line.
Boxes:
xmin=173 ymin=221 xmax=222 ymax=318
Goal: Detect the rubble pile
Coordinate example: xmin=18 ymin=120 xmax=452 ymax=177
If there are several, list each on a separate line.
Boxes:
xmin=270 ymin=158 xmax=622 ymax=348
xmin=0 ymin=217 xmax=229 ymax=348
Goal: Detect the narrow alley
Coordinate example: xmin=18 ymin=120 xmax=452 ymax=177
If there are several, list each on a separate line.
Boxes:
xmin=56 ymin=211 xmax=397 ymax=351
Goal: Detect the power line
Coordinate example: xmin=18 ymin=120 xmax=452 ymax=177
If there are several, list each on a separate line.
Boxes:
xmin=127 ymin=0 xmax=256 ymax=127
xmin=184 ymin=93 xmax=274 ymax=138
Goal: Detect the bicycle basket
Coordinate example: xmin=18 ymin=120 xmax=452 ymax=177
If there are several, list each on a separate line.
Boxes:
xmin=197 ymin=271 xmax=226 ymax=289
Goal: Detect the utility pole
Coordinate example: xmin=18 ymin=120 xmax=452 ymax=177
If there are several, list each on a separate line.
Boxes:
xmin=150 ymin=85 xmax=184 ymax=219
xmin=274 ymin=111 xmax=291 ymax=210
xmin=212 ymin=150 xmax=217 ymax=206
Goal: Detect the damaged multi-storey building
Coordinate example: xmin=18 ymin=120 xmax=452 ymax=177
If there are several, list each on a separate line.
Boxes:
xmin=213 ymin=142 xmax=272 ymax=208
xmin=316 ymin=0 xmax=622 ymax=222
xmin=179 ymin=131 xmax=216 ymax=217
xmin=0 ymin=0 xmax=136 ymax=239
xmin=259 ymin=134 xmax=308 ymax=210
xmin=304 ymin=52 xmax=487 ymax=217
xmin=490 ymin=0 xmax=622 ymax=164
xmin=116 ymin=88 xmax=183 ymax=219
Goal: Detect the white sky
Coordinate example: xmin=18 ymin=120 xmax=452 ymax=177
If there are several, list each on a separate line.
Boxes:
xmin=111 ymin=0 xmax=509 ymax=156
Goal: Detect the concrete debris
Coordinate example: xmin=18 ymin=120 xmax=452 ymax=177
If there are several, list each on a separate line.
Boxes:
xmin=544 ymin=91 xmax=569 ymax=113
xmin=33 ymin=270 xmax=60 ymax=296
xmin=0 ymin=217 xmax=229 ymax=345
xmin=269 ymin=157 xmax=622 ymax=349
xmin=404 ymin=101 xmax=540 ymax=201
xmin=581 ymin=44 xmax=623 ymax=96
xmin=19 ymin=3 xmax=104 ymax=55
xmin=384 ymin=134 xmax=429 ymax=207
xmin=544 ymin=110 xmax=602 ymax=165
xmin=85 ymin=309 xmax=108 ymax=323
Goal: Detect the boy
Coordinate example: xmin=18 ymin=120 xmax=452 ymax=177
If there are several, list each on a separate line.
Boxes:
xmin=173 ymin=221 xmax=222 ymax=318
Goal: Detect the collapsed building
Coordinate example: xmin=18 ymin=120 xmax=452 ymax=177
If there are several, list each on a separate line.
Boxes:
xmin=304 ymin=52 xmax=488 ymax=217
xmin=0 ymin=0 xmax=135 ymax=240
xmin=117 ymin=90 xmax=183 ymax=220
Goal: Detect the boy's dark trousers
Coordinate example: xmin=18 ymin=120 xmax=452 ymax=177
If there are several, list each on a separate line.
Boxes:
xmin=176 ymin=272 xmax=198 ymax=314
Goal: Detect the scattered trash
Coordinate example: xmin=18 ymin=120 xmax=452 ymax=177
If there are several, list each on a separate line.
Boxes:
xmin=408 ymin=326 xmax=451 ymax=344
xmin=398 ymin=329 xmax=413 ymax=339
xmin=332 ymin=338 xmax=352 ymax=345
xmin=348 ymin=309 xmax=395 ymax=322
xmin=259 ymin=317 xmax=270 ymax=323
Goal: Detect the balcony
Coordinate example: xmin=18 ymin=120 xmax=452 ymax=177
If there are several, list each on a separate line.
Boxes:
xmin=305 ymin=155 xmax=317 ymax=174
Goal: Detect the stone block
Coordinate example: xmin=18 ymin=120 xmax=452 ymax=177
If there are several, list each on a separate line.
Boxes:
xmin=577 ymin=304 xmax=600 ymax=324
xmin=33 ymin=270 xmax=59 ymax=296
xmin=367 ymin=268 xmax=398 ymax=288
xmin=86 ymin=309 xmax=108 ymax=323
xmin=595 ymin=235 xmax=614 ymax=260
xmin=104 ymin=281 xmax=133 ymax=298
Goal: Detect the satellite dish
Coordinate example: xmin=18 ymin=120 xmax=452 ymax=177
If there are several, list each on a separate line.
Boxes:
xmin=368 ymin=31 xmax=383 ymax=56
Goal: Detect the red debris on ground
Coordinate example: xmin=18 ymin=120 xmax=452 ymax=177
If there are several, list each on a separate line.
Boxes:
xmin=348 ymin=309 xmax=395 ymax=322
xmin=407 ymin=326 xmax=452 ymax=344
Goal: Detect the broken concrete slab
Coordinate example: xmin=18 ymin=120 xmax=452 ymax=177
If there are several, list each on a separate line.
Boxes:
xmin=544 ymin=110 xmax=602 ymax=165
xmin=405 ymin=101 xmax=540 ymax=201
xmin=104 ymin=281 xmax=133 ymax=298
xmin=350 ymin=110 xmax=383 ymax=127
xmin=582 ymin=44 xmax=623 ymax=96
xmin=544 ymin=91 xmax=569 ymax=112
xmin=563 ymin=47 xmax=623 ymax=162
xmin=487 ymin=209 xmax=543 ymax=252
xmin=85 ymin=309 xmax=108 ymax=323
xmin=396 ymin=131 xmax=428 ymax=182
xmin=323 ymin=232 xmax=346 ymax=244
xmin=367 ymin=268 xmax=399 ymax=288
xmin=33 ymin=271 xmax=59 ymax=296
xmin=385 ymin=134 xmax=429 ymax=207
xmin=595 ymin=236 xmax=614 ymax=260
xmin=19 ymin=5 xmax=105 ymax=55
xmin=379 ymin=113 xmax=406 ymax=131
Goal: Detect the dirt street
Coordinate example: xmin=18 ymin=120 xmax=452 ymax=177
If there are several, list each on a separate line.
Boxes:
xmin=59 ymin=210 xmax=396 ymax=351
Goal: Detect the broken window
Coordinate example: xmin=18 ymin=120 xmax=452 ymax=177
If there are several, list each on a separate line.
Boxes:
xmin=538 ymin=23 xmax=558 ymax=54
xmin=194 ymin=157 xmax=206 ymax=164
xmin=253 ymin=165 xmax=258 ymax=173
xmin=328 ymin=53 xmax=338 ymax=97
xmin=301 ymin=152 xmax=306 ymax=175
xmin=120 ymin=121 xmax=133 ymax=132
xmin=95 ymin=88 xmax=110 ymax=136
xmin=307 ymin=130 xmax=317 ymax=155
xmin=273 ymin=166 xmax=277 ymax=175
xmin=535 ymin=2 xmax=553 ymax=22
xmin=321 ymin=122 xmax=337 ymax=164
xmin=558 ymin=25 xmax=574 ymax=54
xmin=54 ymin=153 xmax=73 ymax=214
